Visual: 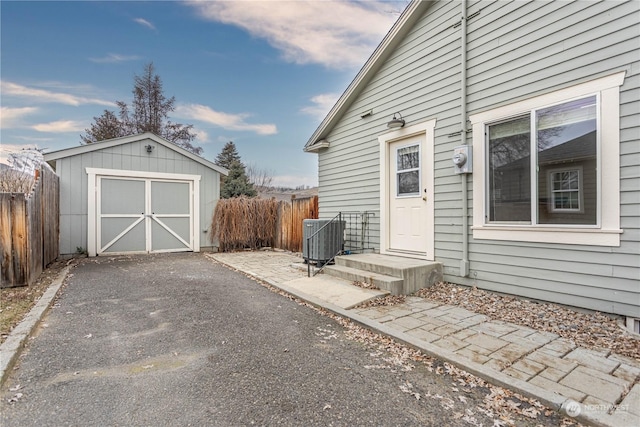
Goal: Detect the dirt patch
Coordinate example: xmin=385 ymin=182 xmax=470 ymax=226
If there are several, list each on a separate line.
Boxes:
xmin=0 ymin=259 xmax=72 ymax=345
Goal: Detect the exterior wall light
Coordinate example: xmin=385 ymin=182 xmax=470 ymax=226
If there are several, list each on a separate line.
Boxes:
xmin=145 ymin=144 xmax=155 ymax=153
xmin=387 ymin=112 xmax=405 ymax=128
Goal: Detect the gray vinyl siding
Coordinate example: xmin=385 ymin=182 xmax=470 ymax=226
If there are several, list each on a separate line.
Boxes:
xmin=460 ymin=0 xmax=640 ymax=317
xmin=53 ymin=137 xmax=221 ymax=255
xmin=315 ymin=0 xmax=639 ymax=317
xmin=318 ymin=0 xmax=461 ymax=246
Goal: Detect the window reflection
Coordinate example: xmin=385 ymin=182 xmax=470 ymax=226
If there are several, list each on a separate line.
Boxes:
xmin=486 ymin=95 xmax=597 ymax=225
xmin=537 ymin=96 xmax=596 ymax=224
xmin=488 ymin=116 xmax=531 ymax=222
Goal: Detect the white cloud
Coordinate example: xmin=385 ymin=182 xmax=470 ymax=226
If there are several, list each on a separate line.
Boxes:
xmin=176 ymin=103 xmax=277 ymax=135
xmin=187 ymin=0 xmax=399 ymax=69
xmin=301 ymin=93 xmax=340 ymax=120
xmin=134 ymin=17 xmax=156 ymax=30
xmin=32 ymin=120 xmax=85 ymax=133
xmin=193 ymin=128 xmax=210 ymax=144
xmin=89 ymin=53 xmax=141 ymax=63
xmin=0 ymin=106 xmax=38 ymax=128
xmin=1 ymin=81 xmax=115 ymax=107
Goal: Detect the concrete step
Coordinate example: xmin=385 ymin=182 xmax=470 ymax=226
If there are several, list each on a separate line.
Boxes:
xmin=322 ymin=264 xmax=401 ymax=295
xmin=334 ymin=253 xmax=443 ymax=295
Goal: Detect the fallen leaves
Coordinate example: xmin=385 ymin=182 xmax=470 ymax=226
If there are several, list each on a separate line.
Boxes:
xmin=354 ymin=294 xmax=406 ymax=308
xmin=6 ymin=385 xmax=24 ymax=404
xmin=7 ymin=392 xmax=23 ymax=404
xmin=351 ymin=281 xmax=379 ymax=290
xmin=399 ymin=381 xmax=421 ymax=400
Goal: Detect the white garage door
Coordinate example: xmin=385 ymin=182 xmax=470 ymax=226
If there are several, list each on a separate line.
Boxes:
xmin=98 ymin=177 xmax=193 ymax=255
xmin=87 ymin=169 xmax=201 ymax=256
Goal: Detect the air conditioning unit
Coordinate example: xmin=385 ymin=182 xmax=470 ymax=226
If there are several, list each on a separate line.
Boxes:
xmin=303 ymin=219 xmax=345 ymax=266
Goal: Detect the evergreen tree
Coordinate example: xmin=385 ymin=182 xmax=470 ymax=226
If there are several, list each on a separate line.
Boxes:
xmin=81 ymin=62 xmax=201 ymax=155
xmin=220 ymin=160 xmax=257 ymax=198
xmin=214 ymin=141 xmax=242 ymax=169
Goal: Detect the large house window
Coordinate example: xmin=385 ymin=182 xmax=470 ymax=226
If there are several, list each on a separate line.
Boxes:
xmin=470 ymin=72 xmax=625 ymax=246
xmin=487 ymin=96 xmax=597 ymax=226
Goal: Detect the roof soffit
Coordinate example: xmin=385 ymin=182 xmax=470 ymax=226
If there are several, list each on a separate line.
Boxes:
xmin=43 ymin=132 xmax=228 ymax=175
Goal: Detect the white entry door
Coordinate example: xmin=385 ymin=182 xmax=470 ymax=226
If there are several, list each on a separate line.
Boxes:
xmin=97 ymin=177 xmax=193 ymax=255
xmin=388 ymin=135 xmax=428 ymax=255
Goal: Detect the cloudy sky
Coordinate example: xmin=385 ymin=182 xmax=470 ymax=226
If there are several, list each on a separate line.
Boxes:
xmin=1 ymin=0 xmax=407 ymax=187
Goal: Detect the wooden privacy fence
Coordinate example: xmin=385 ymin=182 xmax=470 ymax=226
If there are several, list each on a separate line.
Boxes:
xmin=1 ymin=166 xmax=59 ymax=287
xmin=276 ymin=196 xmax=318 ymax=252
xmin=210 ymin=195 xmax=318 ymax=252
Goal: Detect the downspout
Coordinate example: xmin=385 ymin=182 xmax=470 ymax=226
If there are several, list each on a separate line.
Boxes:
xmin=460 ymin=0 xmax=470 ymax=277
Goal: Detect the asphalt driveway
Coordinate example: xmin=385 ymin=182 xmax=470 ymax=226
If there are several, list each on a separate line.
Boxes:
xmin=1 ymin=253 xmax=557 ymax=426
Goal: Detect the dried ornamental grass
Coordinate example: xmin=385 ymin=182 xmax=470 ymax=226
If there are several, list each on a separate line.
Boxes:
xmin=210 ymin=196 xmax=280 ymax=251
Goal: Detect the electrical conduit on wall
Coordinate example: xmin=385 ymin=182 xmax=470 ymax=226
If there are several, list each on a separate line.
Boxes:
xmin=460 ymin=0 xmax=470 ymax=277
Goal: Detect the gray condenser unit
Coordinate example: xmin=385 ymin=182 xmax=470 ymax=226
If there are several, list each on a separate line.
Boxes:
xmin=303 ymin=219 xmax=345 ymax=265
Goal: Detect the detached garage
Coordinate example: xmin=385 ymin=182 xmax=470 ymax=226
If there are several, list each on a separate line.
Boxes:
xmin=44 ymin=133 xmax=228 ymax=257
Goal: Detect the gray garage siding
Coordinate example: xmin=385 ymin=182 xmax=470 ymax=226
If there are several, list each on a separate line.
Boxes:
xmin=51 ymin=136 xmax=221 ymax=255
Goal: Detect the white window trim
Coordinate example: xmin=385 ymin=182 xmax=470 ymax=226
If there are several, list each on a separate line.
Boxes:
xmin=86 ymin=167 xmax=201 ymax=256
xmin=470 ymin=72 xmax=624 ymax=247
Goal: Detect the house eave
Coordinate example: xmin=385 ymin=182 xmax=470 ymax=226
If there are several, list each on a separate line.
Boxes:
xmin=303 ymin=0 xmax=436 ymax=150
xmin=303 ymin=140 xmax=330 ymax=153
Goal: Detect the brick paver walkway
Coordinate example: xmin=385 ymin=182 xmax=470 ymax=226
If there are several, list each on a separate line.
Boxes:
xmin=353 ymin=299 xmax=639 ymax=420
xmin=209 ymin=251 xmax=640 ymax=427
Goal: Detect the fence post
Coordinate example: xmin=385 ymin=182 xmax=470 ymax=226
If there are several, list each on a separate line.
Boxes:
xmin=0 ymin=194 xmax=13 ymax=286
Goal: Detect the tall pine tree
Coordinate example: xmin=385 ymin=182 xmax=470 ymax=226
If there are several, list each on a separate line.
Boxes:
xmin=214 ymin=141 xmax=242 ymax=169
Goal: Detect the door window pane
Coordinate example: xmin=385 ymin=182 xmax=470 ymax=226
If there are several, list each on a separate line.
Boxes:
xmin=396 ymin=145 xmax=420 ymax=196
xmin=397 ymin=145 xmax=419 ymax=170
xmin=398 ymin=171 xmax=419 ymax=195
